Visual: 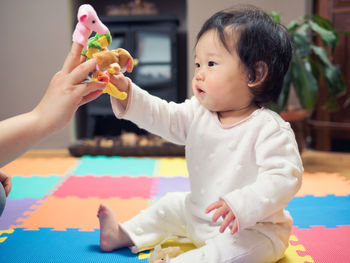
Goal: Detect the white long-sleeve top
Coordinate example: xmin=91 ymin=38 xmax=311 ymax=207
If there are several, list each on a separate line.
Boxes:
xmin=111 ymin=83 xmax=303 ymax=240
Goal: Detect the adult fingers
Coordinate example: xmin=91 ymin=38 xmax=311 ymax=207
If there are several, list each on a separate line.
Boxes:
xmin=62 ymin=42 xmax=84 ymax=74
xmin=220 ymin=213 xmax=235 ymax=233
xmin=74 ymin=80 xmax=106 ymax=98
xmin=78 ymin=90 xmax=104 ymax=107
xmin=68 ymin=59 xmax=98 ymax=85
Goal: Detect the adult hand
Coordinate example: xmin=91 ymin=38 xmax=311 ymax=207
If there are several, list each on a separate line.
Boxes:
xmin=32 ymin=43 xmax=107 ymax=134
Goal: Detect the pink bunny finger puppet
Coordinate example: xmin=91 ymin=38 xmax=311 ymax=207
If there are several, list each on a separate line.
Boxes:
xmin=72 ymin=4 xmax=108 ymax=50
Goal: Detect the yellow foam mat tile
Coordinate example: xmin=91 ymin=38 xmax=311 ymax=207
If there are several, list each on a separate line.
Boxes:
xmin=154 ymin=158 xmax=188 ymax=177
xmin=277 ymin=235 xmax=314 ymax=263
xmin=0 ymin=229 xmax=14 ymax=243
xmin=138 ymin=235 xmax=314 ymax=262
xmin=139 ymin=239 xmax=196 ymax=260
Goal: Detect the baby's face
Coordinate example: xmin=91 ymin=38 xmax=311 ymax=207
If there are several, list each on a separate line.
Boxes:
xmin=192 ymin=29 xmax=253 ymax=113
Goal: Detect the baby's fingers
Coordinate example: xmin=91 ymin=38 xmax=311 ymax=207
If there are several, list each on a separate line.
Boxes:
xmin=219 ymin=213 xmax=235 ymax=233
xmin=212 ymin=207 xmax=228 ymax=223
xmin=109 ymin=73 xmax=129 ymax=92
xmin=230 ymin=220 xmax=238 ymax=235
xmin=205 ymin=201 xmax=222 ymax=214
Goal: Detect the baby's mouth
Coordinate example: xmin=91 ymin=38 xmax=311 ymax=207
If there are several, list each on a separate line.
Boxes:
xmin=196 ymin=87 xmax=205 ymax=94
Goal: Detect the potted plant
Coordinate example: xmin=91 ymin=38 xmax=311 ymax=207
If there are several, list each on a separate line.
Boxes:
xmin=269 ymin=12 xmax=347 ymax=152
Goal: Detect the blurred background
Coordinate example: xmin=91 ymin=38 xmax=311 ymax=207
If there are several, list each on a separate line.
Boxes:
xmin=0 ymin=0 xmax=348 ymax=153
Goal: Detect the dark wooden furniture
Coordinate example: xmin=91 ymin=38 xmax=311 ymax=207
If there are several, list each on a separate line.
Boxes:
xmin=76 ymin=15 xmax=179 ymax=139
xmin=311 ymin=0 xmax=350 ymax=151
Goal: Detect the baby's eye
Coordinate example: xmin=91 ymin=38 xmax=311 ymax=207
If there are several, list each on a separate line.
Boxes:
xmin=195 ymin=63 xmax=200 ymax=68
xmin=208 ymin=61 xmax=216 ymax=67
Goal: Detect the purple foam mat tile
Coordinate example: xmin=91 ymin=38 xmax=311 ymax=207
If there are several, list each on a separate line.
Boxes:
xmin=156 ymin=177 xmax=190 ymax=197
xmin=0 ymin=198 xmax=40 ymax=229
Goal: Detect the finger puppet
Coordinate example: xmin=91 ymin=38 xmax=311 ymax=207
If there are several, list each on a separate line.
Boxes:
xmin=95 ymin=72 xmax=128 ymax=100
xmin=72 ymin=4 xmax=108 ymax=50
xmin=73 ymin=4 xmax=134 ymax=100
xmin=82 ymin=32 xmax=112 ymax=60
xmin=148 ymin=244 xmax=184 ymax=263
xmin=91 ymin=48 xmax=134 ymax=100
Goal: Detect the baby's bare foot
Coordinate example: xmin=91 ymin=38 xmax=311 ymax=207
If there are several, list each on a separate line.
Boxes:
xmin=153 ymin=260 xmax=165 ymax=263
xmin=98 ymin=203 xmax=132 ymax=252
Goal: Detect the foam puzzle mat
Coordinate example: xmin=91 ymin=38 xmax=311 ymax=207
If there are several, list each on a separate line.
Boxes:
xmin=1 ymin=156 xmax=350 ymax=262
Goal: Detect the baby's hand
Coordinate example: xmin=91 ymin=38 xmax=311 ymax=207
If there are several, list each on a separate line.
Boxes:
xmin=109 ymin=73 xmax=130 ymax=108
xmin=109 ymin=73 xmax=130 ymax=93
xmin=206 ymin=199 xmax=238 ymax=235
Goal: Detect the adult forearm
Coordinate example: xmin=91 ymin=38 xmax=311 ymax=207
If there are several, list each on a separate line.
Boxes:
xmin=0 ymin=111 xmax=47 ymax=167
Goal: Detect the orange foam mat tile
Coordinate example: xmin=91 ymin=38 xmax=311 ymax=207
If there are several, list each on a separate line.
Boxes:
xmin=296 ymin=172 xmax=350 ymax=197
xmin=1 ymin=157 xmax=78 ymax=176
xmin=13 ymin=196 xmax=150 ymax=231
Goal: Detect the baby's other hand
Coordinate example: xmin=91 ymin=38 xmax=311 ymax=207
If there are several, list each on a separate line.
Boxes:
xmin=206 ymin=199 xmax=238 ymax=235
xmin=109 ymin=73 xmax=130 ymax=93
xmin=0 ymin=170 xmax=12 ymax=197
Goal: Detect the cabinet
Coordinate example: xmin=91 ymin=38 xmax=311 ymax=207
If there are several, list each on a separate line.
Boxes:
xmin=311 ymin=0 xmax=350 ymax=151
xmin=77 ymin=15 xmax=179 ymax=138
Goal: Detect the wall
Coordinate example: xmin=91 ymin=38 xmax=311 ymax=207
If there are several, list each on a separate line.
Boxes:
xmin=0 ymin=0 xmax=72 ymax=149
xmin=0 ymin=0 xmax=311 ymax=149
xmin=187 ymin=0 xmax=312 ymax=96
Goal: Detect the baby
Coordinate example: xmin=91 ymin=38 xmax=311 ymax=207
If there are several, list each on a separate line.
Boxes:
xmin=98 ymin=5 xmax=302 ymax=263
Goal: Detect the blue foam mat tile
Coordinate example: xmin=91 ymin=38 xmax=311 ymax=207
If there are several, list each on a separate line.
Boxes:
xmin=71 ymin=156 xmax=156 ymax=177
xmin=0 ymin=228 xmax=147 ymax=263
xmin=287 ymin=194 xmax=350 ymax=228
xmin=8 ymin=176 xmax=63 ymax=199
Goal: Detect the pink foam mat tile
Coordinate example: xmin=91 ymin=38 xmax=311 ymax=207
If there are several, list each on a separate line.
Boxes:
xmin=52 ymin=175 xmax=154 ymax=199
xmin=291 ymin=225 xmax=350 ymax=262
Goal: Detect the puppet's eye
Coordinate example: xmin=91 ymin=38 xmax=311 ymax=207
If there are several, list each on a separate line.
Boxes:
xmin=92 ymin=20 xmax=96 ymax=24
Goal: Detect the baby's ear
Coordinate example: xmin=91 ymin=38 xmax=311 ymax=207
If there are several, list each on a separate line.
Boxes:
xmin=248 ymin=61 xmax=268 ymax=88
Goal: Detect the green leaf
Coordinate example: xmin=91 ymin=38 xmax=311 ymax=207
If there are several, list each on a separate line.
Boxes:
xmin=312 ymin=15 xmax=334 ymax=31
xmin=296 ymin=23 xmax=310 ymax=38
xmin=270 ymin=11 xmax=281 ymax=24
xmin=291 ymin=52 xmax=318 ymax=111
xmin=310 ymin=45 xmax=346 ymax=110
xmin=293 ymin=33 xmax=311 ymax=58
xmin=287 ymin=19 xmax=301 ymax=33
xmin=309 ymin=20 xmax=337 ymax=53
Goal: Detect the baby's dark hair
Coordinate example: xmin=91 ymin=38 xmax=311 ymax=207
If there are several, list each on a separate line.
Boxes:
xmin=196 ymin=5 xmax=293 ymax=105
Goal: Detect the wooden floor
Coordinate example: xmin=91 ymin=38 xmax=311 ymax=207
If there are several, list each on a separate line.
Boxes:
xmin=302 ymin=150 xmax=350 ymax=180
xmin=21 ymin=149 xmax=350 ymax=180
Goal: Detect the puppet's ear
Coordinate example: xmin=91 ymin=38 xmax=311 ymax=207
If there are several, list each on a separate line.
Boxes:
xmin=79 ymin=14 xmax=87 ymax=22
xmin=117 ymin=48 xmax=134 ymax=72
xmin=248 ymin=61 xmax=268 ymax=88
